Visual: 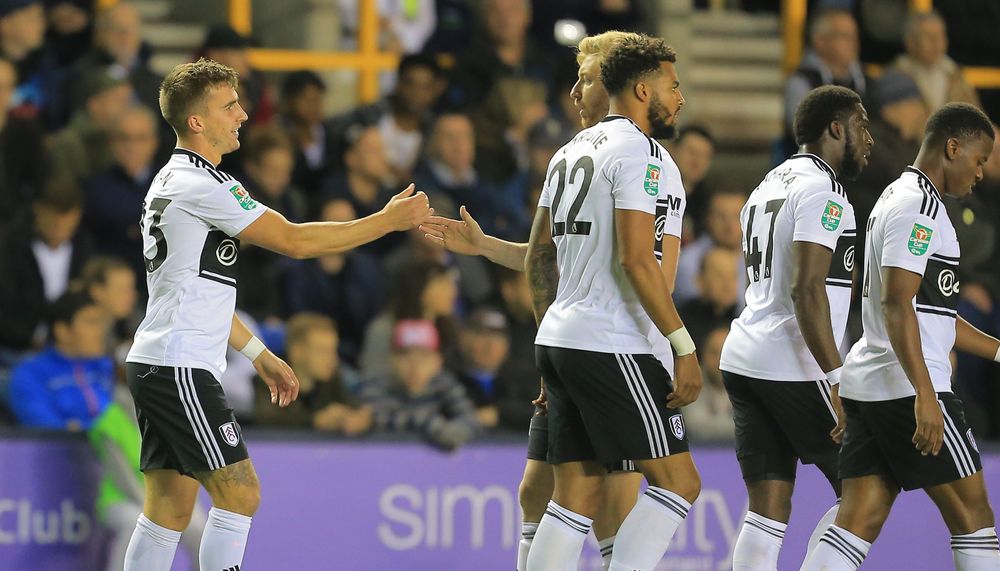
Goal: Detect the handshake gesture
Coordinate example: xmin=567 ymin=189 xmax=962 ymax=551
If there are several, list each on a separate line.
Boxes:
xmin=381 ymin=184 xmax=435 ymax=231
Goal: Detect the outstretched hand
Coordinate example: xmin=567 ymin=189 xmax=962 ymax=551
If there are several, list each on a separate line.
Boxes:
xmin=420 ymin=205 xmax=486 ymax=256
xmin=383 ymin=183 xmax=434 ymax=231
xmin=254 ymin=350 xmax=299 ymax=407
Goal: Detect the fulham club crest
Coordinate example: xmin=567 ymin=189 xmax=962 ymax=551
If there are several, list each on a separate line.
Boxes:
xmin=669 ymin=414 xmax=685 ymax=440
xmin=219 ymin=422 xmax=241 ymax=447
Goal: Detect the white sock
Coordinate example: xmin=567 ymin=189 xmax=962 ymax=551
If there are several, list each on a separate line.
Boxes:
xmin=517 ymin=521 xmax=538 ymax=571
xmin=525 ymin=501 xmax=593 ymax=571
xmin=732 ymin=511 xmax=786 ymax=571
xmin=952 ymin=527 xmax=1000 ymax=570
xmin=199 ymin=507 xmax=252 ymax=571
xmin=608 ymin=486 xmax=690 ymax=571
xmin=123 ymin=513 xmax=182 ymax=571
xmin=598 ymin=535 xmax=616 ymax=571
xmin=799 ymin=525 xmax=870 ymax=571
xmin=806 ymin=503 xmax=840 ymax=557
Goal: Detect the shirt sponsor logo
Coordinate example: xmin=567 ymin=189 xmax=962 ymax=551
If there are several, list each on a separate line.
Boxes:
xmin=908 ymin=223 xmax=933 ymax=256
xmin=669 ymin=414 xmax=685 ymax=440
xmin=844 ymin=245 xmax=855 ymax=272
xmin=644 ymin=164 xmax=661 ymax=196
xmin=821 ymin=200 xmax=843 ymax=231
xmin=219 ymin=422 xmax=240 ymax=447
xmin=938 ymin=269 xmax=959 ymax=296
xmin=229 ymin=185 xmax=257 ymax=211
xmin=217 ymin=239 xmax=238 ymax=266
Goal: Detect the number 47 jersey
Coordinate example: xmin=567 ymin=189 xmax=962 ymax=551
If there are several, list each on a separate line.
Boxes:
xmin=534 ymin=115 xmax=685 ymax=355
xmin=127 ymin=149 xmax=268 ymax=381
xmin=720 ymin=153 xmax=856 ymax=382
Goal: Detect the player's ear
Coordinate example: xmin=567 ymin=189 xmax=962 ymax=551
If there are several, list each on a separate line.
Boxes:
xmin=633 ymin=80 xmax=648 ymax=103
xmin=827 ymin=120 xmax=844 ymax=141
xmin=944 ymin=137 xmax=960 ymax=161
xmin=187 ymin=114 xmax=203 ymax=135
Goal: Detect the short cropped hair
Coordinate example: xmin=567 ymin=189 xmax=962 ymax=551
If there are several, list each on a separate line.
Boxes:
xmin=576 ymin=30 xmax=642 ymax=65
xmin=79 ymin=256 xmax=131 ymax=289
xmin=159 ymin=58 xmax=239 ymax=135
xmin=793 ymin=85 xmax=862 ymax=146
xmin=677 ymin=124 xmax=715 ymax=147
xmin=924 ymin=102 xmax=994 ymax=148
xmin=599 ymin=34 xmax=677 ymax=97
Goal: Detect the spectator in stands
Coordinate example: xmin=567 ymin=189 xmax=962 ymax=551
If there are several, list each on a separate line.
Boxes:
xmin=0 ymin=178 xmax=92 ymax=353
xmin=254 ymin=313 xmax=371 ymax=434
xmin=890 ymin=10 xmax=980 ymax=113
xmin=279 ymin=70 xmax=333 ymax=193
xmin=48 ymin=69 xmax=132 ymax=182
xmin=0 ymin=56 xmax=46 ymax=220
xmin=282 ymin=198 xmax=385 ymax=365
xmin=455 ymin=306 xmax=511 ymax=429
xmin=681 ymin=326 xmax=734 ymax=442
xmin=321 ymin=124 xmax=395 ymax=219
xmin=678 ymin=247 xmax=740 ymax=349
xmin=361 ymin=319 xmax=479 ymax=450
xmin=852 ymin=70 xmax=926 ymax=243
xmin=242 ymin=125 xmax=307 ymax=222
xmin=670 ymin=125 xmax=716 ymax=238
xmin=330 ymin=53 xmax=444 ymax=184
xmin=360 ymin=260 xmax=459 ymax=378
xmin=0 ymin=0 xmax=52 ymax=122
xmin=201 ymin=24 xmax=273 ymax=127
xmin=82 ymin=104 xmax=159 ymax=280
xmin=675 ymin=189 xmax=747 ymax=307
xmin=493 ymin=266 xmax=539 ymax=429
xmin=782 ymin=8 xmax=867 ymax=156
xmin=78 ymin=256 xmax=138 ymax=356
xmin=71 ymin=2 xmax=163 ymax=124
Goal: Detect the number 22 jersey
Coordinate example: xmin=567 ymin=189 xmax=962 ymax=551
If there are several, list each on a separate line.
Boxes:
xmin=721 ymin=153 xmax=856 ymax=382
xmin=127 ymin=149 xmax=268 ymax=380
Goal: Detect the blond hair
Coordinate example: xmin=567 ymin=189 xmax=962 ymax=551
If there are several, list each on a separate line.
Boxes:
xmin=576 ymin=30 xmax=643 ymax=65
xmin=159 ymin=57 xmax=239 ymax=135
xmin=286 ymin=313 xmax=337 ymax=349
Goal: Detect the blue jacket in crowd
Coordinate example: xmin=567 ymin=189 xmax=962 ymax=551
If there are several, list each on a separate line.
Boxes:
xmin=8 ymin=348 xmax=115 ymax=430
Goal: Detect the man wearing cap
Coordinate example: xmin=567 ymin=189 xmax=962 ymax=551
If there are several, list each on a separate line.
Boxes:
xmin=48 ymin=69 xmax=134 ymax=182
xmin=360 ymin=319 xmax=480 ymax=450
xmin=456 ymin=306 xmax=515 ymax=429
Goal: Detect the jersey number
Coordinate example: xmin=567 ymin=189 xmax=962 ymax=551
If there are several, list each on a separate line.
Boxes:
xmin=142 ymin=198 xmax=172 ymax=273
xmin=548 ymin=156 xmax=595 ymax=237
xmin=744 ymin=198 xmax=785 ymax=282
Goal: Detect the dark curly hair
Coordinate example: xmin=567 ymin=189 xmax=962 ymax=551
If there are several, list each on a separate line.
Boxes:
xmin=793 ymin=85 xmax=862 ymax=146
xmin=924 ymin=102 xmax=994 ymax=148
xmin=599 ymin=34 xmax=677 ymax=97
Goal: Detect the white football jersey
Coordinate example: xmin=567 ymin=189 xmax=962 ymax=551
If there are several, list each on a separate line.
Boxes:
xmin=720 ymin=153 xmax=856 ymax=382
xmin=651 ymin=138 xmax=686 ymax=375
xmin=842 ymin=167 xmax=958 ymax=401
xmin=127 ymin=149 xmax=268 ymax=380
xmin=535 ymin=115 xmax=676 ymax=355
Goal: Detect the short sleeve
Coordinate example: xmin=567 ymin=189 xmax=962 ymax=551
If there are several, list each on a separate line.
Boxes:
xmin=194 ymin=179 xmax=268 ymax=237
xmin=658 ymin=161 xmax=686 ymax=238
xmin=611 ymin=151 xmax=662 ymax=215
xmin=792 ymin=188 xmax=853 ymax=251
xmin=880 ymin=207 xmax=941 ymax=275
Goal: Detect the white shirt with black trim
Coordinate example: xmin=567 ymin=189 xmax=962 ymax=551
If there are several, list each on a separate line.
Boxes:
xmin=842 ymin=166 xmax=958 ymax=401
xmin=650 ymin=138 xmax=685 ymax=374
xmin=535 ymin=115 xmax=675 ymax=355
xmin=128 ymin=148 xmax=268 ymax=380
xmin=721 ymin=153 xmax=857 ymax=382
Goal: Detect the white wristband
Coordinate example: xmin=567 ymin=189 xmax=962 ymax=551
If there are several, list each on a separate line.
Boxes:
xmin=826 ymin=366 xmax=843 ymax=386
xmin=994 ymin=345 xmax=1000 ymax=363
xmin=666 ymin=327 xmax=696 ymax=356
xmin=240 ymin=336 xmax=266 ymax=362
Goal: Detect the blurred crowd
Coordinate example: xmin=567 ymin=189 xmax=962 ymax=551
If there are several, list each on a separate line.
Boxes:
xmin=0 ymin=0 xmax=999 ymax=463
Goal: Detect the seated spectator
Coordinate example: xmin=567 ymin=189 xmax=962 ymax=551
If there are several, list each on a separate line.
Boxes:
xmin=890 ymin=10 xmax=980 ymax=113
xmin=241 ymin=125 xmax=307 ymax=221
xmin=330 ymin=53 xmax=444 ymax=184
xmin=455 ymin=307 xmax=510 ymax=429
xmin=279 ymin=70 xmax=334 ymax=193
xmin=7 ymin=291 xmax=204 ymax=570
xmin=675 ymin=189 xmax=747 ymax=308
xmin=782 ymin=8 xmax=868 ymax=157
xmin=0 ymin=56 xmax=46 ymax=220
xmin=682 ymin=326 xmax=734 ymax=442
xmin=78 ymin=256 xmax=138 ymax=357
xmin=44 ymin=0 xmax=93 ymax=71
xmin=254 ymin=313 xmax=371 ymax=434
xmin=82 ymin=104 xmax=159 ymax=280
xmin=360 ymin=319 xmax=479 ymax=450
xmin=360 ymin=260 xmax=460 ymax=378
xmin=48 ymin=68 xmax=133 ymax=182
xmin=0 ymin=178 xmax=92 ymax=353
xmin=679 ymin=247 xmax=740 ymax=349
xmin=1 ymin=0 xmax=55 ymax=123
xmin=281 ymin=198 xmax=385 ymax=364
xmin=670 ymin=125 xmax=715 ymax=238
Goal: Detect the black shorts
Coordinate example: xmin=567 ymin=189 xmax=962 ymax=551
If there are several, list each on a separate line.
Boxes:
xmin=839 ymin=393 xmax=982 ymax=491
xmin=535 ymin=345 xmax=689 ymax=466
xmin=723 ymin=371 xmax=840 ymax=485
xmin=526 ymin=407 xmax=636 ymax=472
xmin=127 ymin=362 xmax=249 ymax=475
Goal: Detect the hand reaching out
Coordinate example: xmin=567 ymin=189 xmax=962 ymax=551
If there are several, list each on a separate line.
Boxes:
xmin=383 ymin=183 xmax=433 ymax=231
xmin=420 ymin=205 xmax=487 ymax=256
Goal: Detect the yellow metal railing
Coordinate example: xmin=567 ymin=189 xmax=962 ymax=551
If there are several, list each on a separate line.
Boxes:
xmin=781 ymin=0 xmax=1000 ymax=89
xmin=96 ymin=0 xmax=396 ymax=104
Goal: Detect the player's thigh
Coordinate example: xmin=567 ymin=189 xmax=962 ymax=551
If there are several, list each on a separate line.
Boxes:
xmin=722 ymin=372 xmax=798 ymax=483
xmin=195 ymin=458 xmax=261 ymax=516
xmin=519 ymin=458 xmax=555 ymax=521
xmin=925 ymin=471 xmax=996 ymax=534
xmin=835 ymin=474 xmax=899 ymax=543
xmin=535 ymin=345 xmax=598 ymax=465
xmin=142 ymin=469 xmax=201 ymax=530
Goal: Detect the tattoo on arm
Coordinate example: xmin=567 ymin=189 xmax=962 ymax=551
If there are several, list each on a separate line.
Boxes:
xmin=526 ymin=242 xmax=558 ymax=325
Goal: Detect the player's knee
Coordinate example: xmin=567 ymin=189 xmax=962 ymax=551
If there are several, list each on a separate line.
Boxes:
xmin=146 ymin=504 xmax=194 ymax=531
xmin=518 ymin=475 xmax=552 ymax=519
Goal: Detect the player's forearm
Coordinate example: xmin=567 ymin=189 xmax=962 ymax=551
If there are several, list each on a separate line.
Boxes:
xmin=525 ymin=241 xmax=558 ymax=324
xmin=622 ymin=256 xmax=684 ymax=338
xmin=289 ymin=212 xmax=394 ymax=258
xmin=884 ymin=299 xmax=936 ymax=396
xmin=481 ymin=237 xmax=527 ymax=271
xmin=791 ymin=281 xmax=843 ymax=373
xmin=955 ymin=316 xmax=1000 ymax=361
xmin=228 ymin=314 xmax=254 ymax=351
